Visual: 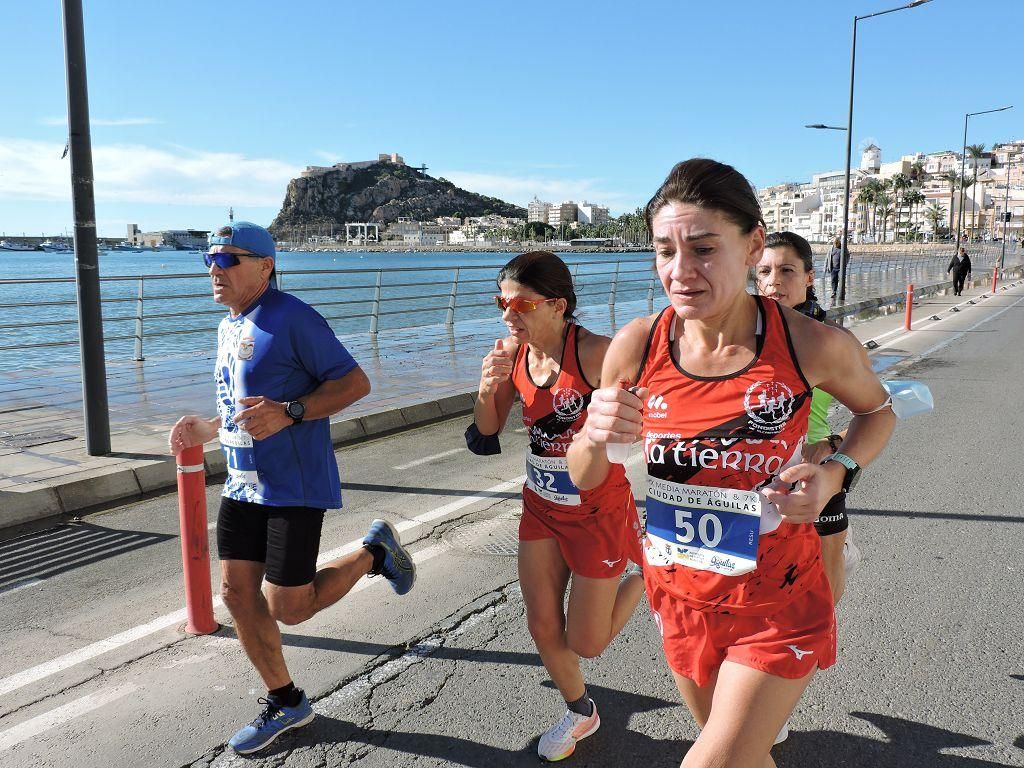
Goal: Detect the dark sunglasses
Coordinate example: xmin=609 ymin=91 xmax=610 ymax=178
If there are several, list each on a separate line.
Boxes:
xmin=494 ymin=295 xmax=559 ymax=313
xmin=203 ymin=251 xmax=263 ymax=269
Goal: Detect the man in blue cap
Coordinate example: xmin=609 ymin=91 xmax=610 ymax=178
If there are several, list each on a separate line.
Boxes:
xmin=169 ymin=221 xmax=416 ymax=754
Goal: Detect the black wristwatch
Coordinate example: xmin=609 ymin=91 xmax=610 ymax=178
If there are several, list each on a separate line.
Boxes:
xmin=284 ymin=400 xmax=305 ymax=425
xmin=820 ymin=452 xmax=860 ymax=493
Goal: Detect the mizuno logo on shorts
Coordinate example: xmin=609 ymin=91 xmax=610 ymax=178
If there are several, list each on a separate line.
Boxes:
xmin=786 ymin=644 xmax=813 ymax=660
xmin=602 ymin=558 xmax=622 ymax=568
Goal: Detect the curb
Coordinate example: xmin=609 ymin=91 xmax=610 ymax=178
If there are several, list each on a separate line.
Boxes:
xmin=0 ymin=391 xmax=478 ymax=539
xmin=832 ymin=266 xmax=1024 ymax=324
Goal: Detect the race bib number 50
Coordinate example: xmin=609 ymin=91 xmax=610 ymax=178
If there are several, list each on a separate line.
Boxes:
xmin=645 ymin=476 xmax=760 ymax=576
xmin=525 ymin=453 xmax=581 ymax=506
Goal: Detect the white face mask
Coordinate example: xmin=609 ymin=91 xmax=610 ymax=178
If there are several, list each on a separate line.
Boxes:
xmin=882 ymin=380 xmax=934 ymax=419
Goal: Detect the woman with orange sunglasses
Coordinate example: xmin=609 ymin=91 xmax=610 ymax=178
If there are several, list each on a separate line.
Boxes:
xmin=466 ymin=250 xmax=645 ymax=762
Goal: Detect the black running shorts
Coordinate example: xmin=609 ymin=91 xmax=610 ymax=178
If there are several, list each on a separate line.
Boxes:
xmin=217 ymin=497 xmax=326 ymax=587
xmin=814 ymin=492 xmax=849 ymax=537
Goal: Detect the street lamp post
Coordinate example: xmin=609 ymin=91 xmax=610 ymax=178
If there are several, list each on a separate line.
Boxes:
xmin=956 ymin=106 xmax=1012 ymax=256
xmin=1000 ymin=151 xmax=1014 ymax=270
xmin=836 ymin=0 xmax=934 ymax=303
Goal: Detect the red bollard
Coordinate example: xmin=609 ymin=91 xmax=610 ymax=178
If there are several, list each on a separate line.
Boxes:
xmin=904 ymin=283 xmax=914 ymax=331
xmin=176 ymin=444 xmax=218 ymax=635
xmin=992 ymin=266 xmax=999 ymax=293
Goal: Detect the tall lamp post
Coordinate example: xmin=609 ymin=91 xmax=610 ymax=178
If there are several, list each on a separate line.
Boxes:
xmin=999 ymin=150 xmax=1015 ymax=271
xmin=955 ymin=105 xmax=1012 ymax=255
xmin=806 ymin=124 xmax=848 ymax=249
xmin=62 ymin=0 xmax=110 ymax=455
xmin=836 ymin=0 xmax=934 ymax=303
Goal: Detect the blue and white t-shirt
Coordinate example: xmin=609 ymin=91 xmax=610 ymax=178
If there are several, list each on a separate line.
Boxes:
xmin=215 ymin=288 xmax=357 ymax=508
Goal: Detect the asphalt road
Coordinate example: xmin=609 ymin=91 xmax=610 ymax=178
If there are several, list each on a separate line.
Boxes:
xmin=1 ymin=283 xmax=1022 ymax=768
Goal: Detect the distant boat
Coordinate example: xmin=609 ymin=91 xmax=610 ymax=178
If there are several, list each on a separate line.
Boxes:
xmin=40 ymin=239 xmax=73 ymax=252
xmin=111 ymin=241 xmax=144 ymax=252
xmin=148 ymin=244 xmax=176 ymax=252
xmin=0 ymin=240 xmax=38 ymax=251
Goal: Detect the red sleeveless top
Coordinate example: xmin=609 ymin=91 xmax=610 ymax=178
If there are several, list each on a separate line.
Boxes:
xmin=512 ymin=323 xmax=630 ymax=514
xmin=637 ymin=296 xmax=820 ymax=615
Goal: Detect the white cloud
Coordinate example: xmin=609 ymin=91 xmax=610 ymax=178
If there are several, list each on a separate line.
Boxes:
xmin=39 ymin=116 xmax=163 ymax=127
xmin=0 ymin=137 xmax=300 ymax=208
xmin=440 ymin=170 xmax=635 ymax=214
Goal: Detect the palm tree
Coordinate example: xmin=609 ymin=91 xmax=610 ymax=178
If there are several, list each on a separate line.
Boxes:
xmin=942 ymin=170 xmax=960 ymax=237
xmin=876 ymin=191 xmax=893 ymax=243
xmin=862 ymin=178 xmax=884 ymax=240
xmin=966 ymin=143 xmax=987 ymax=239
xmin=891 ymin=173 xmax=912 ymax=241
xmin=924 ymin=201 xmax=947 ymax=240
xmin=908 ymin=160 xmax=926 ymax=184
xmin=904 ymin=190 xmax=925 ymax=239
xmin=856 ymin=186 xmax=875 ymax=242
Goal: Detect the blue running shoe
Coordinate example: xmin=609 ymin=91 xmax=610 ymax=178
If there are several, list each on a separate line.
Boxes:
xmin=363 ymin=519 xmax=416 ymax=595
xmin=228 ymin=693 xmax=314 ymax=755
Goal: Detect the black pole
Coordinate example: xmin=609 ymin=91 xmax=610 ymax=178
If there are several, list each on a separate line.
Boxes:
xmin=62 ymin=0 xmax=110 ymax=456
xmin=1001 ymin=152 xmax=1011 ymax=271
xmin=838 ymin=16 xmax=857 ymax=303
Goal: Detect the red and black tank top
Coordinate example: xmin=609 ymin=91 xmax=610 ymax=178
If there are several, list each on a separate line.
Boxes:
xmin=637 ymin=295 xmax=819 ymax=615
xmin=512 ymin=323 xmax=630 ymax=513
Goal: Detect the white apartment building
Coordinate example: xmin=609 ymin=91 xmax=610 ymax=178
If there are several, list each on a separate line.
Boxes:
xmin=577 ymin=202 xmax=610 ymax=226
xmin=547 ymin=201 xmax=579 ymax=228
xmin=924 ymin=151 xmax=961 ymax=176
xmin=527 ymin=197 xmax=552 ymax=224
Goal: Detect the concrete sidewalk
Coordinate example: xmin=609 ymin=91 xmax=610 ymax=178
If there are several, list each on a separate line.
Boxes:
xmin=1 ymin=270 xmax=1020 ymax=535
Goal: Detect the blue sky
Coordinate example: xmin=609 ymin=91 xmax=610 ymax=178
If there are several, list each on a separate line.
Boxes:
xmin=1 ymin=0 xmax=1021 ymax=236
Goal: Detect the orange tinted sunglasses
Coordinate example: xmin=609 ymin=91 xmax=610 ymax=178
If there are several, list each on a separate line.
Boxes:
xmin=494 ymin=296 xmax=559 ymax=313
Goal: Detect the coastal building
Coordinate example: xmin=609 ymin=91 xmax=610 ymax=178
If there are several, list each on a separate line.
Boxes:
xmin=301 ymin=152 xmax=406 ymax=178
xmin=547 ymin=201 xmax=579 ymax=228
xmin=924 ymin=150 xmax=961 ymax=176
xmin=527 ymin=197 xmax=551 ymax=224
xmin=577 ymin=202 xmax=610 ymax=226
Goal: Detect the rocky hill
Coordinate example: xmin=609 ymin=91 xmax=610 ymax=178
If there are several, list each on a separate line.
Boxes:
xmin=269 ymin=162 xmax=525 ymax=233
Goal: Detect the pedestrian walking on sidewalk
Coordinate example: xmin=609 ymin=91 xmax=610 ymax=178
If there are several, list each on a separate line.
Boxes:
xmin=168 ymin=221 xmax=415 ymax=755
xmin=947 ymin=246 xmax=972 ymax=296
xmin=466 ymin=251 xmax=645 ymax=762
xmin=824 ymin=237 xmax=843 ymax=302
xmin=568 ymin=159 xmax=895 ymax=767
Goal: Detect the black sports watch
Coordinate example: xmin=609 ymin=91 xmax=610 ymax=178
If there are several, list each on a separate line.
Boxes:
xmin=820 ymin=452 xmax=860 ymax=493
xmin=284 ymin=400 xmax=305 ymax=425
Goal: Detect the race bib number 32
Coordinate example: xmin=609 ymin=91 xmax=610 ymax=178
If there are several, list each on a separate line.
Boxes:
xmin=645 ymin=476 xmax=760 ymax=576
xmin=525 ymin=453 xmax=581 ymax=506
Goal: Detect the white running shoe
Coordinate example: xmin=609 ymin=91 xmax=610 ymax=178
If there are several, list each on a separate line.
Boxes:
xmin=537 ymin=700 xmax=601 ymax=761
xmin=774 ymin=720 xmax=790 ymax=745
xmin=843 ymin=528 xmax=862 ymax=577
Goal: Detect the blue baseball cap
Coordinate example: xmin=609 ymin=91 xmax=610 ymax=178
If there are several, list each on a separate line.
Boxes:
xmin=208 ymin=221 xmax=276 ymax=258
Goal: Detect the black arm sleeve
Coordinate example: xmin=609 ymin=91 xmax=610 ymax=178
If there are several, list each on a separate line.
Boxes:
xmin=465 ymin=422 xmax=501 ymax=455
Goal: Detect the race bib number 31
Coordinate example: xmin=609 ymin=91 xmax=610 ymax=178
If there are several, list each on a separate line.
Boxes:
xmin=525 ymin=453 xmax=581 ymax=506
xmin=645 ymin=476 xmax=760 ymax=576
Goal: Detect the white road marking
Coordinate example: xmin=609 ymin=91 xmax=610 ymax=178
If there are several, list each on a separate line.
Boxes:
xmin=0 ymin=476 xmax=524 ymax=699
xmin=392 ymin=448 xmax=465 ymax=470
xmin=0 ymin=579 xmax=42 ymax=597
xmin=872 ymin=289 xmax=1021 ymax=353
xmin=0 ymin=683 xmax=138 ymax=751
xmin=0 ymin=610 xmax=187 ymax=698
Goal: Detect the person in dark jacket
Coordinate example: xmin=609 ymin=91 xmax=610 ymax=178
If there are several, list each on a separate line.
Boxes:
xmin=824 ymin=237 xmax=842 ymax=301
xmin=947 ymin=247 xmax=972 ymax=296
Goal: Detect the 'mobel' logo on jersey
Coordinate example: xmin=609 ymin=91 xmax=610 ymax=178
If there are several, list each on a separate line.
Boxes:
xmin=743 ymin=380 xmax=796 ymax=435
xmin=647 ymin=394 xmax=669 ymax=419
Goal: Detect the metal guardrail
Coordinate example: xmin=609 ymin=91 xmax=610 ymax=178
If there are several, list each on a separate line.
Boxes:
xmin=0 ymin=245 xmax=1019 ymax=371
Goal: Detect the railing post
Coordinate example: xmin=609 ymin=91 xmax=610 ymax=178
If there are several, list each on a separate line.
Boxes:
xmin=369 ymin=269 xmax=382 ymax=335
xmin=446 ymin=267 xmax=460 ymax=328
xmin=132 ymin=276 xmax=145 ymax=361
xmin=992 ymin=266 xmax=999 ymax=293
xmin=609 ymin=261 xmax=620 ymax=312
xmin=647 ymin=276 xmax=655 ymax=313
